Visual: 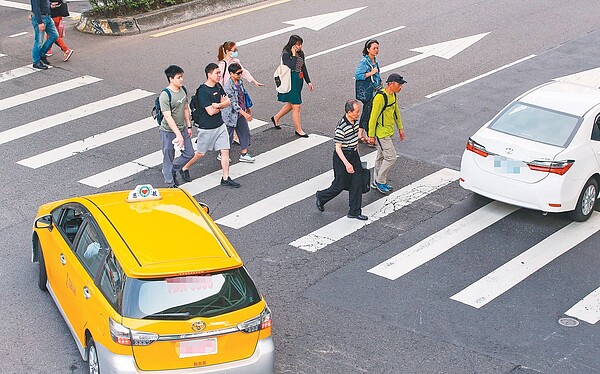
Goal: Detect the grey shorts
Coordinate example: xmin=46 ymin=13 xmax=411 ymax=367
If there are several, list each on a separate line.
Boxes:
xmin=195 ymin=123 xmax=230 ymax=154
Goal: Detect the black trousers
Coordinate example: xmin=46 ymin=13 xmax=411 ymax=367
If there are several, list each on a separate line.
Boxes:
xmin=317 ymin=149 xmax=363 ymax=216
xmin=358 ymin=99 xmax=372 ymax=132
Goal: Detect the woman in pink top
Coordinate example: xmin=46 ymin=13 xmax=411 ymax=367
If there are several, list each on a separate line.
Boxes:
xmin=218 ymin=41 xmax=264 ymax=88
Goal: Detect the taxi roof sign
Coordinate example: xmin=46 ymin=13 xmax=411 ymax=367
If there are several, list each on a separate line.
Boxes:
xmin=126 ymin=184 xmax=162 ymax=202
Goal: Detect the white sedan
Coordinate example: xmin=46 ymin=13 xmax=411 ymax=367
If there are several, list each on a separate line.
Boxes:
xmin=460 ymin=80 xmax=600 ymax=221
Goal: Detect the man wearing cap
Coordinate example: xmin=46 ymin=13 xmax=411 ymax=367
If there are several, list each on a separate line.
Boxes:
xmin=367 ymin=73 xmax=406 ymax=194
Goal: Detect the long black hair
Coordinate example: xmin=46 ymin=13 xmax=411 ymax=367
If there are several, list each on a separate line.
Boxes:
xmin=362 ymin=39 xmax=379 ymax=56
xmin=283 ymin=34 xmax=304 ymax=58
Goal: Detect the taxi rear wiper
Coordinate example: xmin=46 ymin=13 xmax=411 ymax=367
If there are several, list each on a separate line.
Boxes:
xmin=144 ymin=312 xmax=190 ymax=319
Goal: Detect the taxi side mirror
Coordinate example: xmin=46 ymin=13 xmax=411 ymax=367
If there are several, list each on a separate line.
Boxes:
xmin=35 ymin=215 xmax=53 ymax=231
xmin=198 ymin=202 xmax=210 ymax=214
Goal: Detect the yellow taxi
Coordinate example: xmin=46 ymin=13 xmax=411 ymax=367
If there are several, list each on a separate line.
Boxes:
xmin=32 ymin=185 xmax=274 ymax=373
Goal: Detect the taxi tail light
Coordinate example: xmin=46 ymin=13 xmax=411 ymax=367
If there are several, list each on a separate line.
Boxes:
xmin=109 ymin=318 xmax=158 ymax=346
xmin=466 ymin=138 xmax=489 ymax=157
xmin=237 ymin=306 xmax=272 ymax=333
xmin=526 ymin=160 xmax=574 ymax=175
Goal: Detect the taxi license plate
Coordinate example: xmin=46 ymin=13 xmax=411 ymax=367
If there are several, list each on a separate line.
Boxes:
xmin=178 ymin=338 xmax=217 ymax=358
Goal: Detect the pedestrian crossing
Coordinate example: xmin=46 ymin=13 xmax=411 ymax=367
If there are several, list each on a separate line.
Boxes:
xmin=2 ymin=66 xmax=600 ymax=326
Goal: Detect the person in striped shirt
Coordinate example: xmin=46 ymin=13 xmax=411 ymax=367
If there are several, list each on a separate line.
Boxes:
xmin=315 ymin=99 xmax=368 ymax=220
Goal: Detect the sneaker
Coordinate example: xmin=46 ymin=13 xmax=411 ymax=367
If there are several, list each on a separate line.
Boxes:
xmin=63 ymin=49 xmax=73 ymax=62
xmin=45 ymin=51 xmax=53 ymax=57
xmin=383 ymin=183 xmax=393 ymax=191
xmin=238 ymin=153 xmax=255 ymax=163
xmin=220 ymin=177 xmax=240 ymax=188
xmin=179 ymin=169 xmax=192 ymax=183
xmin=371 ymin=181 xmax=378 ymax=189
xmin=40 ymin=56 xmax=52 ymax=66
xmin=32 ymin=61 xmax=48 ymax=70
xmin=374 ymin=182 xmax=390 ymax=194
xmin=216 ymin=154 xmax=231 ymax=162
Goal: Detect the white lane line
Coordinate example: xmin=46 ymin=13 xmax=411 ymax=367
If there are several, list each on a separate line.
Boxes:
xmin=305 ymin=26 xmax=405 ymax=60
xmin=78 ymin=119 xmax=268 ymax=188
xmin=0 ymin=89 xmax=154 ymax=146
xmin=425 ymin=54 xmax=536 ymax=98
xmin=290 ymin=168 xmax=460 ymax=252
xmin=9 ymin=31 xmax=28 ymax=38
xmin=217 ymin=152 xmax=377 ymax=229
xmin=182 ymin=135 xmax=331 ymax=196
xmin=451 ymin=213 xmax=600 ymax=309
xmin=0 ymin=65 xmax=40 ymax=84
xmin=0 ymin=0 xmax=80 ymax=15
xmin=368 ymin=201 xmax=518 ymax=280
xmin=0 ymin=75 xmax=102 ymax=111
xmin=0 ymin=54 xmax=6 ymax=57
xmin=17 ymin=117 xmax=156 ymax=168
xmin=565 ymin=286 xmax=600 ymax=324
xmin=0 ymin=0 xmax=29 ymax=10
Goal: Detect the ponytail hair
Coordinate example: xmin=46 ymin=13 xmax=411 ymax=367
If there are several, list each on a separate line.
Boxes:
xmin=218 ymin=41 xmax=236 ymax=61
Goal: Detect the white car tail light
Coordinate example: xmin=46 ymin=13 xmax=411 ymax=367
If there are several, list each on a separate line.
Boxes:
xmin=526 ymin=160 xmax=574 ymax=175
xmin=466 ymin=138 xmax=489 ymax=157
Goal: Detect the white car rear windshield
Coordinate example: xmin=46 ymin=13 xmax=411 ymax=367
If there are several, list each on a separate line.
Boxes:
xmin=488 ymin=102 xmax=582 ymax=147
xmin=121 ymin=267 xmax=260 ymax=320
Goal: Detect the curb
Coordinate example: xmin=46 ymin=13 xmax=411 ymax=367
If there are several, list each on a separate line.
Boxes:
xmin=76 ymin=0 xmax=263 ymax=35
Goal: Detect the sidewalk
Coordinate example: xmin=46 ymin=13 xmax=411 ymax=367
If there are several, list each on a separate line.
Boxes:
xmin=76 ymin=0 xmax=264 ymax=35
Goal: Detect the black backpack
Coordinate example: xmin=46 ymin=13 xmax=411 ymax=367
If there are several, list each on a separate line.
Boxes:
xmin=370 ymin=90 xmax=397 ymax=129
xmin=189 ymin=89 xmax=200 ymax=127
xmin=152 ymin=86 xmax=187 ymax=126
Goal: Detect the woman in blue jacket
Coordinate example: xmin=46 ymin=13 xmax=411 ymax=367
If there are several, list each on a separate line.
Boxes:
xmin=354 ymin=39 xmax=381 ymax=142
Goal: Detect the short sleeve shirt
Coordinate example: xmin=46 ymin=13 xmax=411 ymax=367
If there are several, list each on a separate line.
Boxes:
xmin=334 ymin=115 xmax=359 ymax=151
xmin=159 ymin=87 xmax=187 ymax=132
xmin=198 ymin=83 xmax=226 ymax=129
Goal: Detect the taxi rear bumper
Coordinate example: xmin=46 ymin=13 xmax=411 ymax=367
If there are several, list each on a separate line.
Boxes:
xmin=95 ymin=336 xmax=275 ymax=374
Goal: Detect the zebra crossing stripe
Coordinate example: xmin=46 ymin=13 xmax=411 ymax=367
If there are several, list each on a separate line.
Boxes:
xmin=0 ymin=65 xmax=40 ymax=84
xmin=368 ymin=201 xmax=518 ymax=280
xmin=0 ymin=76 xmax=102 ymax=112
xmin=17 ymin=117 xmax=156 ymax=169
xmin=565 ymin=286 xmax=600 ymax=324
xmin=78 ymin=119 xmax=269 ymax=188
xmin=0 ymin=89 xmax=153 ymax=146
xmin=290 ymin=168 xmax=460 ymax=252
xmin=217 ymin=152 xmax=377 ymax=229
xmin=450 ymin=213 xmax=600 ymax=309
xmin=182 ymin=135 xmax=331 ymax=196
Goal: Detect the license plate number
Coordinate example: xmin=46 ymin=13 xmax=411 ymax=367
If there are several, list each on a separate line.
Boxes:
xmin=178 ymin=338 xmax=217 ymax=358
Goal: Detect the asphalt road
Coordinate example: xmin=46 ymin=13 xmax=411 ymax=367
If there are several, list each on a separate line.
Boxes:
xmin=1 ymin=0 xmax=599 ymax=373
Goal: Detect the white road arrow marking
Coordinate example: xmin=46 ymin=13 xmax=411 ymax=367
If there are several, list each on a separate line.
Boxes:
xmin=553 ymin=67 xmax=600 ymax=89
xmin=380 ymin=32 xmax=490 ymax=73
xmin=237 ymin=7 xmax=366 ymax=46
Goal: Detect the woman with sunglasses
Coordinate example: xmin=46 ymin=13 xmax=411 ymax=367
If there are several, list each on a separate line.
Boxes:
xmin=271 ymin=34 xmax=313 ymax=137
xmin=355 ymin=39 xmax=381 ymax=143
xmin=222 ymin=63 xmax=255 ymax=163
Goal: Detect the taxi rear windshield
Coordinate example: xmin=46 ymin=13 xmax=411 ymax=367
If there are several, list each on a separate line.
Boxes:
xmin=122 ymin=267 xmax=260 ymax=320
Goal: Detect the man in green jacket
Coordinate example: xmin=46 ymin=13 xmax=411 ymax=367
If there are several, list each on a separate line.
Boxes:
xmin=368 ymin=73 xmax=406 ymax=194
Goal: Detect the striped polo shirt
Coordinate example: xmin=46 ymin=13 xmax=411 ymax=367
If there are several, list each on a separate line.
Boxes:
xmin=334 ymin=115 xmax=359 ymax=151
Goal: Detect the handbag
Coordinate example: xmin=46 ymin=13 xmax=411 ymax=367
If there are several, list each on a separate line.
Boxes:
xmin=243 ymin=86 xmax=253 ymax=108
xmin=274 ymin=60 xmax=291 ymax=94
xmin=355 ymin=78 xmax=374 ymax=102
xmin=361 ymin=161 xmax=371 ymax=194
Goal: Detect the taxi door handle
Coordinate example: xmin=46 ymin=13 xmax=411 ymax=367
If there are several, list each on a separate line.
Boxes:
xmin=83 ymin=287 xmax=91 ymax=300
xmin=59 ymin=253 xmax=66 ymax=265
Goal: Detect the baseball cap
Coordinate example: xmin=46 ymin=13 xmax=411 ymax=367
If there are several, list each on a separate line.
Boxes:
xmin=386 ymin=73 xmax=407 ymax=84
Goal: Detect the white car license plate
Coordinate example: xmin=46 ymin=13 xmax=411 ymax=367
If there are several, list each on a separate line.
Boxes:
xmin=493 ymin=155 xmax=524 ymax=174
xmin=178 ymin=338 xmax=217 ymax=358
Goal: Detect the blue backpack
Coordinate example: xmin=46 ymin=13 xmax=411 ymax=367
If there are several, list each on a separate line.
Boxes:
xmin=152 ymin=86 xmax=187 ymax=126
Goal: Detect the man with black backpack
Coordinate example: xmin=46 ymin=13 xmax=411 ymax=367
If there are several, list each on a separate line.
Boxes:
xmin=367 ymin=73 xmax=406 ymax=194
xmin=158 ymin=65 xmax=194 ymax=188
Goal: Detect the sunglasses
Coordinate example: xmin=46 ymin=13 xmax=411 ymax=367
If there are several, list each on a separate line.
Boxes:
xmin=232 ymin=70 xmax=243 ymax=75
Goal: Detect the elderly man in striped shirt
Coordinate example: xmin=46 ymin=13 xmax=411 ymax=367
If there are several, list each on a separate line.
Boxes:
xmin=315 ymin=99 xmax=368 ymax=220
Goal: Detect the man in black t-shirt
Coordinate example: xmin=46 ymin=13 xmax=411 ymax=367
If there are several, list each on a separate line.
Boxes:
xmin=181 ymin=63 xmax=240 ymax=188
